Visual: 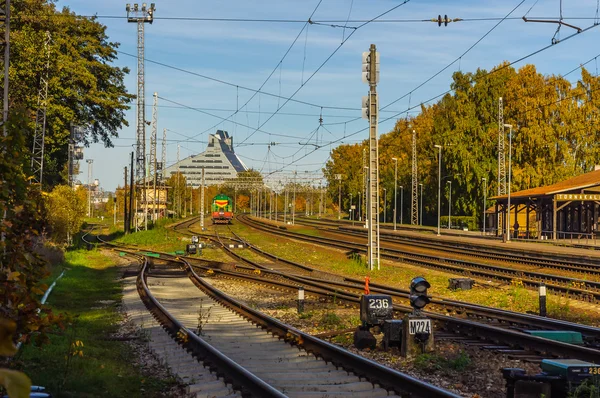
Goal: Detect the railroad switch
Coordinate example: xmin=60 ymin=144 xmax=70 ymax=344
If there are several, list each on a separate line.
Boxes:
xmin=503 ymin=359 xmax=599 ymax=397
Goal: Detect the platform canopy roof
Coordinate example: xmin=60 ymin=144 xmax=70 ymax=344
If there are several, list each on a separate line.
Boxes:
xmin=492 ymin=168 xmax=600 ymax=200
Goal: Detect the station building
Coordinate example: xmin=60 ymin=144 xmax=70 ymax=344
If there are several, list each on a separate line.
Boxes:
xmin=491 ymin=167 xmax=600 ymax=240
xmin=162 ymin=130 xmax=247 ymax=187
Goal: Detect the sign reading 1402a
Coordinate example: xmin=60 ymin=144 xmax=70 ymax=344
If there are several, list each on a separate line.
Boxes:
xmin=408 ymin=319 xmax=431 ymax=335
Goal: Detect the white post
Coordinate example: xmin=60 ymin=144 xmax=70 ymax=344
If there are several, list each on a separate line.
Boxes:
xmin=434 ymin=145 xmax=442 ymax=236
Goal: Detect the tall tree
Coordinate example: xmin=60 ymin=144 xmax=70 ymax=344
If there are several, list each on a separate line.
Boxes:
xmin=7 ymin=0 xmax=133 ymax=187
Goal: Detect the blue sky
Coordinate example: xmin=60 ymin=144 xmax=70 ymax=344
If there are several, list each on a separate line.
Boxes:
xmin=60 ymin=0 xmax=600 ymax=190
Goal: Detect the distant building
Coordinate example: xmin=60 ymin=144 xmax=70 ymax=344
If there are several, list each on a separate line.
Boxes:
xmin=162 ymin=130 xmax=247 ymax=187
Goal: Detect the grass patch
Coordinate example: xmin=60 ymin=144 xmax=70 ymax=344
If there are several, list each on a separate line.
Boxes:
xmin=414 ymin=351 xmax=472 ymax=373
xmin=14 ymin=248 xmax=178 ymax=397
xmin=229 ymin=219 xmax=600 ymax=326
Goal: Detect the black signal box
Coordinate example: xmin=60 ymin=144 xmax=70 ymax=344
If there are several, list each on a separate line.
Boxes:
xmin=360 ymin=295 xmax=393 ymax=326
xmin=186 ymin=244 xmax=197 ymax=255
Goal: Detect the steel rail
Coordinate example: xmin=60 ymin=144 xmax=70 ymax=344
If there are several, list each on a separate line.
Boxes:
xmin=181 ymin=257 xmax=461 ymax=398
xmin=239 ymin=215 xmax=600 ymax=302
xmin=293 ymin=216 xmax=600 ymax=269
xmin=210 ymin=227 xmax=600 ymax=345
xmin=182 ymin=250 xmax=600 ymax=364
xmin=97 ymin=234 xmax=460 ymax=397
xmin=136 ymin=257 xmax=287 ymax=397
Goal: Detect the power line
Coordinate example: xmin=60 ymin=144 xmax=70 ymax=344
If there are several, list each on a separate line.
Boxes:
xmin=379 ymin=20 xmax=600 ymax=128
xmin=116 ymin=50 xmax=356 ymax=111
xmin=263 ymin=30 xmax=600 ymax=177
xmin=37 ymin=14 xmax=600 ymax=23
xmin=195 ymin=0 xmax=325 ymax=149
xmin=157 ymin=95 xmax=321 ymax=141
xmin=239 ymin=0 xmax=413 ymax=146
xmin=381 ymin=0 xmax=525 ymax=112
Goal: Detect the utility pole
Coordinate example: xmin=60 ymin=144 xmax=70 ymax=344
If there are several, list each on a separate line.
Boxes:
xmin=124 ymin=167 xmax=129 ymax=233
xmin=335 ymin=174 xmax=342 ymax=220
xmin=126 ymin=3 xmax=155 ymax=228
xmin=419 ymin=183 xmax=423 ymax=225
xmin=482 ymin=177 xmax=487 ymax=235
xmin=362 ymin=44 xmax=380 ymax=270
xmin=86 ymin=159 xmax=93 ymax=217
xmin=31 ymin=31 xmax=51 ymax=188
xmin=392 ymin=157 xmax=398 ymax=230
xmin=200 ymin=167 xmax=205 ymax=229
xmin=362 ymin=148 xmax=366 ymax=222
xmin=498 ymin=97 xmax=506 ymax=238
xmin=292 ymin=171 xmax=297 ymax=225
xmin=177 ymin=144 xmax=181 ymax=217
xmin=149 ymin=92 xmax=158 ymax=224
xmin=411 ymin=126 xmax=418 ymax=225
xmin=284 ymin=186 xmax=287 ymax=224
xmin=129 ymin=152 xmax=134 ymax=231
xmin=160 ymin=127 xmax=167 ymax=218
xmin=319 ymin=182 xmax=323 ymax=218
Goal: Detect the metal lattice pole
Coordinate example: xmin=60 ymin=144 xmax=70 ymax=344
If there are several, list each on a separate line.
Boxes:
xmin=160 ymin=127 xmax=167 ymax=217
xmin=200 ymin=167 xmax=205 ymax=229
xmin=411 ymin=127 xmax=418 ymax=225
xmin=498 ymin=97 xmax=506 ymax=196
xmin=31 ymin=31 xmax=51 ymax=187
xmin=177 ymin=144 xmax=180 ymax=216
xmin=149 ymin=92 xmax=158 ymax=223
xmin=364 ymin=44 xmax=380 ymax=270
xmin=126 ymin=3 xmax=155 ymax=229
xmin=86 ymin=159 xmax=93 ymax=217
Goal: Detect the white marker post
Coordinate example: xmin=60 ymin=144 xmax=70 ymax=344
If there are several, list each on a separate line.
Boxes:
xmin=297 ymin=287 xmax=305 ymax=314
xmin=539 ymin=283 xmax=547 ymax=317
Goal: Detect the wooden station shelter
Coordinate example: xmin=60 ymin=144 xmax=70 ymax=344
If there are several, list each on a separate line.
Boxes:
xmin=491 ymin=168 xmax=600 ymax=240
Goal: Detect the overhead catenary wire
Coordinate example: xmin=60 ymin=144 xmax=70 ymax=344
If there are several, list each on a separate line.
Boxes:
xmin=381 ymin=0 xmax=525 ymax=112
xmin=193 ymin=0 xmax=324 ymax=148
xmin=38 ymin=14 xmax=600 ymax=23
xmin=239 ymin=0 xmax=413 ymax=146
xmin=116 ymin=50 xmax=358 ymax=111
xmin=263 ymin=29 xmax=600 ymax=177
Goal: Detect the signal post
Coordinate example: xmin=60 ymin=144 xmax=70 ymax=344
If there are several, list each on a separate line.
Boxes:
xmin=362 ymin=44 xmax=380 ymax=271
xmin=401 ymin=277 xmax=434 ymax=357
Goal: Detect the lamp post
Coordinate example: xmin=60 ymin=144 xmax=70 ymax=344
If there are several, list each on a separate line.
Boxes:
xmin=293 ymin=171 xmax=297 ymax=225
xmin=419 ymin=183 xmax=423 ymax=225
xmin=447 ymin=180 xmax=452 ymax=229
xmin=400 ymin=185 xmax=404 ymax=225
xmin=482 ymin=177 xmax=487 ymax=235
xmin=392 ymin=157 xmax=398 ymax=230
xmin=350 ymin=193 xmax=353 ymax=221
xmin=434 ymin=145 xmax=442 ymax=236
xmin=86 ymin=159 xmax=93 ymax=217
xmin=384 ymin=188 xmax=388 ymax=223
xmin=335 ymin=174 xmax=342 ymax=220
xmin=504 ymin=124 xmax=513 ymax=242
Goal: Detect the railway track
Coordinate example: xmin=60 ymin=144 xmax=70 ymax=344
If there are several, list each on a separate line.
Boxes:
xmin=166 ymin=219 xmax=600 ymax=363
xmin=176 ymin=219 xmax=600 ymax=347
xmin=239 ymin=215 xmax=600 ymax=303
xmin=290 ymin=216 xmax=600 ymax=272
xmin=91 ymin=234 xmax=460 ymax=397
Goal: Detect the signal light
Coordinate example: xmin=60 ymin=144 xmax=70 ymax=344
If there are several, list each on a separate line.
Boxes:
xmin=409 ymin=276 xmax=430 ymax=312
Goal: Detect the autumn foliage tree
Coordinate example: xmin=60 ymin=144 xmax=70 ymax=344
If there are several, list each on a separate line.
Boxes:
xmin=46 ymin=185 xmax=86 ymax=244
xmin=325 ymin=62 xmax=600 ymax=227
xmin=7 ymin=0 xmax=133 ymax=188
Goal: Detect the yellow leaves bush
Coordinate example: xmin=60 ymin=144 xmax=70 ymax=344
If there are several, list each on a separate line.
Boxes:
xmin=0 ymin=318 xmax=31 ymax=398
